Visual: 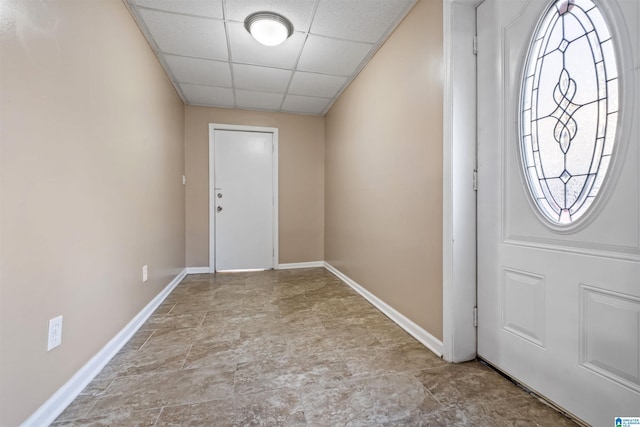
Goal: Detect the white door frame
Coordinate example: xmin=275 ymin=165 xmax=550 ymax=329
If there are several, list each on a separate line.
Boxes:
xmin=442 ymin=0 xmax=482 ymax=362
xmin=208 ymin=123 xmax=279 ymax=273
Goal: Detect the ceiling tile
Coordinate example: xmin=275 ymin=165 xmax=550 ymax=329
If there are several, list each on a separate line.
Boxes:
xmin=282 ymin=95 xmax=332 ymax=115
xmin=138 ymin=9 xmax=228 ymax=60
xmin=225 ymin=0 xmax=317 ymax=31
xmin=235 ymin=90 xmax=284 ymax=110
xmin=228 ymin=22 xmax=305 ymax=69
xmin=297 ymin=35 xmax=372 ymax=76
xmin=288 ymin=72 xmax=347 ymax=98
xmin=133 ymin=0 xmax=223 ymax=19
xmin=311 ymin=0 xmax=413 ymax=43
xmin=181 ymin=84 xmax=235 ymax=107
xmin=233 ymin=64 xmax=292 ymax=93
xmin=165 ymin=55 xmax=231 ymax=87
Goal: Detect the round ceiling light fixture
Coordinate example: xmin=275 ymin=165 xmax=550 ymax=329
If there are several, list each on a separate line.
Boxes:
xmin=244 ymin=12 xmax=293 ymax=47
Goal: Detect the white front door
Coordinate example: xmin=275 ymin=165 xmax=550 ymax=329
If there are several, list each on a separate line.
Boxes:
xmin=212 ymin=129 xmax=275 ymax=271
xmin=477 ymin=0 xmax=640 ymax=425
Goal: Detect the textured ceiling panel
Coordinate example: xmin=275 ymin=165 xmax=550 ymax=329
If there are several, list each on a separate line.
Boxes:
xmin=288 ymin=71 xmax=347 ymax=98
xmin=181 ymin=84 xmax=235 ymax=107
xmin=235 ymin=90 xmax=284 ymax=110
xmin=297 ymin=35 xmax=372 ymax=76
xmin=134 ymin=0 xmax=224 ymax=19
xmin=138 ymin=9 xmax=228 ymax=60
xmin=126 ymin=0 xmax=417 ymax=115
xmin=232 ymin=64 xmax=292 ymax=93
xmin=165 ymin=55 xmax=232 ymax=87
xmin=311 ymin=0 xmax=414 ymax=43
xmin=282 ymin=95 xmax=332 ymax=115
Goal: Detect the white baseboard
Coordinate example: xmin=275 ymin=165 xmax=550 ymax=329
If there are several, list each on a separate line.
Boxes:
xmin=323 ymin=262 xmax=444 ymax=358
xmin=188 ymin=263 xmax=325 ymax=273
xmin=278 ymin=261 xmax=325 ymax=269
xmin=21 ymin=269 xmax=187 ymax=427
xmin=186 ymin=267 xmax=211 ymax=274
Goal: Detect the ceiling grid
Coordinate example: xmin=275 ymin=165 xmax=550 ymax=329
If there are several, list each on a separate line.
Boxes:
xmin=125 ymin=0 xmax=417 ymax=116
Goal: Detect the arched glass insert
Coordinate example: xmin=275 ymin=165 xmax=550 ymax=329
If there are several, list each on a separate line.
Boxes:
xmin=520 ymin=0 xmax=619 ymax=225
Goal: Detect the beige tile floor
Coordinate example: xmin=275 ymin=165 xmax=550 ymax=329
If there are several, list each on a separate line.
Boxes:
xmin=53 ymin=268 xmax=577 ymax=426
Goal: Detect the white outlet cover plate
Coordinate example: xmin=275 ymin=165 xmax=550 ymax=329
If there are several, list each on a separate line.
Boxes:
xmin=47 ymin=315 xmax=63 ymax=351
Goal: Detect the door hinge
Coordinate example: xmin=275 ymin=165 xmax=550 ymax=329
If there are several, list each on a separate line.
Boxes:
xmin=473 ymin=306 xmax=478 ymax=327
xmin=473 ymin=169 xmax=478 ymax=191
xmin=473 ymin=35 xmax=478 ymax=55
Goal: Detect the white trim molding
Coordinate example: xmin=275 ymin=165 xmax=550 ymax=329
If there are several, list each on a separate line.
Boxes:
xmin=186 ymin=267 xmax=211 ymax=274
xmin=442 ymin=0 xmax=455 ymax=363
xmin=442 ymin=0 xmax=479 ymax=363
xmin=21 ymin=269 xmax=187 ymax=427
xmin=324 ymin=262 xmax=444 ymax=357
xmin=278 ymin=261 xmax=325 ymax=269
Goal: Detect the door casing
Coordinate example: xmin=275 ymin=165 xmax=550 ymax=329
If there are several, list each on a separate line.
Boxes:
xmin=208 ymin=123 xmax=279 ymax=272
xmin=442 ymin=0 xmax=481 ymax=363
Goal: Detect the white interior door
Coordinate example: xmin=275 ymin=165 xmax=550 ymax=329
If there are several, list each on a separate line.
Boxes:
xmin=213 ymin=129 xmax=275 ymax=271
xmin=477 ymin=0 xmax=640 ymax=425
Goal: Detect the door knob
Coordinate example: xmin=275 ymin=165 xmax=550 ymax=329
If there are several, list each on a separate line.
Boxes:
xmin=217 ymin=206 xmax=223 ymax=212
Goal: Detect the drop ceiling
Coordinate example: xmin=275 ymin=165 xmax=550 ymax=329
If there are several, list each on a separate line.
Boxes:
xmin=124 ymin=0 xmax=418 ymax=116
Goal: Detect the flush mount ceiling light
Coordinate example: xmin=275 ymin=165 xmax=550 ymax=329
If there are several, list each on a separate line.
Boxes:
xmin=244 ymin=12 xmax=293 ymax=47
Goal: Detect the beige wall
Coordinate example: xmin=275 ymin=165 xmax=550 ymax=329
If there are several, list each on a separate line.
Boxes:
xmin=0 ymin=1 xmax=185 ymax=425
xmin=185 ymin=107 xmax=325 ymax=267
xmin=324 ymin=0 xmax=444 ymax=339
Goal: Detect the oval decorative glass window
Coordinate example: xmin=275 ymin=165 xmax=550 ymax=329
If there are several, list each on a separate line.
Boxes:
xmin=520 ymin=0 xmax=619 ymax=225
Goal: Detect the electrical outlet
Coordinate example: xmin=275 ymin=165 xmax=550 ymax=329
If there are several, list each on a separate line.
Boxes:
xmin=47 ymin=316 xmax=63 ymax=351
xmin=142 ymin=265 xmax=148 ymax=282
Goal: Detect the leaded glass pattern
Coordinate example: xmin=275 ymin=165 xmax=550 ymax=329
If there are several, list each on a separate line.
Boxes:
xmin=520 ymin=0 xmax=619 ymax=225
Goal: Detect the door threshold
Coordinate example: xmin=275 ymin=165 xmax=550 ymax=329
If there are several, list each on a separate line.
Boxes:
xmin=477 ymin=358 xmax=590 ymax=427
xmin=215 ymin=268 xmax=271 ymax=273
